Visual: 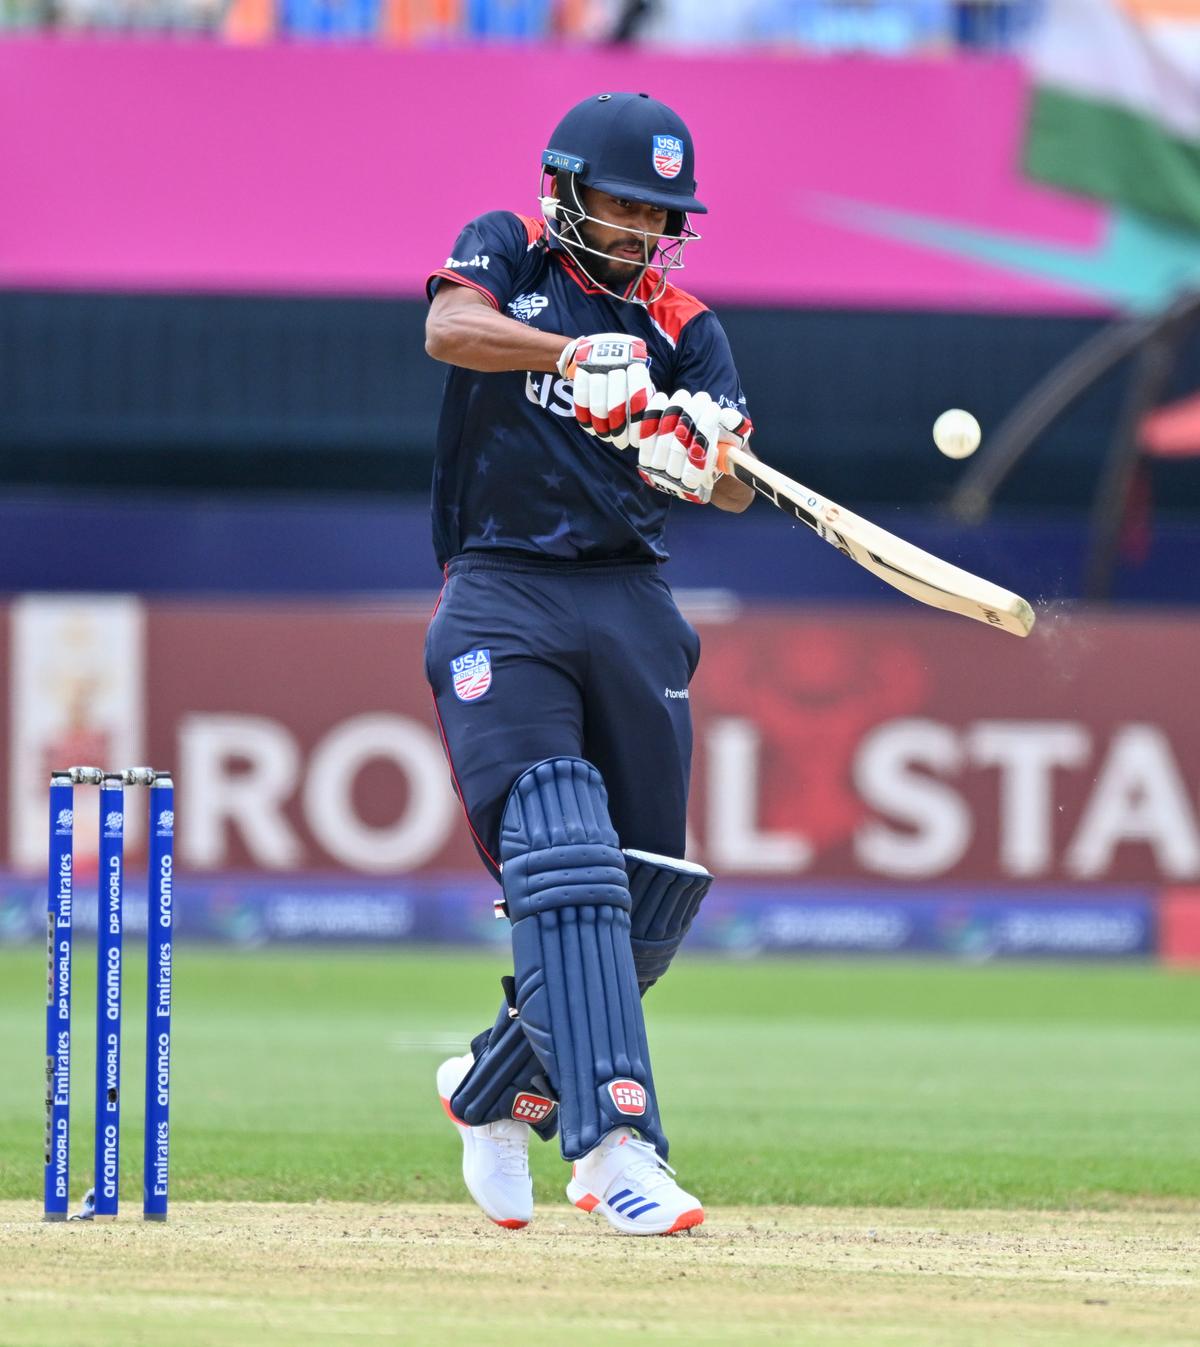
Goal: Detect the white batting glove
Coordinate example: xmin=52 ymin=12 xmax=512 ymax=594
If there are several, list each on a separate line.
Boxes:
xmin=557 ymin=333 xmax=654 ymax=451
xmin=716 ymin=404 xmax=754 ymax=453
xmin=636 ymin=389 xmax=726 ymax=504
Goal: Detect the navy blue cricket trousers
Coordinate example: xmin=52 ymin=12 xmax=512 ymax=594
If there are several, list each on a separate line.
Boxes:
xmin=425 ymin=553 xmax=701 ymax=877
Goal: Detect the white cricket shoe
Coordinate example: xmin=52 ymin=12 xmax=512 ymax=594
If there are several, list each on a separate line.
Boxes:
xmin=436 ymin=1052 xmax=533 ymax=1230
xmin=566 ymin=1126 xmax=704 ymax=1236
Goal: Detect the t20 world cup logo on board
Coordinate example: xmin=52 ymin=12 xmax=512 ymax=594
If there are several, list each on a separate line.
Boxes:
xmin=652 ymin=135 xmax=684 ymax=180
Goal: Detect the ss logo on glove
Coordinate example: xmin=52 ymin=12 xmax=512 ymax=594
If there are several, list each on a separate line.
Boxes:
xmin=558 ymin=332 xmax=654 ymax=451
xmin=590 ymin=338 xmax=640 ymax=363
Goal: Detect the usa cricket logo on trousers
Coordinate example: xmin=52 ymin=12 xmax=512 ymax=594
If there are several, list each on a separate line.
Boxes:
xmin=451 ymin=648 xmax=492 ymax=702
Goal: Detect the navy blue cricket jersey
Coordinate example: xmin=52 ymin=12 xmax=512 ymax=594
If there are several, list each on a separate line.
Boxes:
xmin=425 ymin=211 xmax=750 ymax=568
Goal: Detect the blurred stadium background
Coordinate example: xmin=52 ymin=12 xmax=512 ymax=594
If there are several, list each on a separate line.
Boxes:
xmin=2 ymin=0 xmax=1200 ymax=969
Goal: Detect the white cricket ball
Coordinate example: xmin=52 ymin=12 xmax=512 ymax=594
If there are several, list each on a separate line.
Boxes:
xmin=932 ymin=408 xmax=981 ymax=459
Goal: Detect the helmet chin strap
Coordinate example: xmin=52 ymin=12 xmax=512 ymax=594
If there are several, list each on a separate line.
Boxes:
xmin=537 ymin=172 xmax=697 ymax=307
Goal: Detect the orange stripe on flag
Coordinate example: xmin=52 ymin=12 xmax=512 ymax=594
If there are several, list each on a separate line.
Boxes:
xmin=1117 ymin=0 xmax=1200 ymax=20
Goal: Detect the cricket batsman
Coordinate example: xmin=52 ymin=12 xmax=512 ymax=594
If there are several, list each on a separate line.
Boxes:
xmin=425 ymin=91 xmax=754 ymax=1235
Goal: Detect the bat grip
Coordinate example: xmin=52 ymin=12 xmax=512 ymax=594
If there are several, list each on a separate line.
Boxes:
xmin=715 ymin=435 xmax=741 ymax=476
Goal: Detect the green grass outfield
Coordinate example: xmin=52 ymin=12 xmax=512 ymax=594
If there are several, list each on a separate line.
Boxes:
xmin=1 ymin=946 xmax=1197 ymax=1210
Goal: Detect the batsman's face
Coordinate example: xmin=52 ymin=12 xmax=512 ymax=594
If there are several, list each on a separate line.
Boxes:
xmin=576 ymin=186 xmax=668 ymax=286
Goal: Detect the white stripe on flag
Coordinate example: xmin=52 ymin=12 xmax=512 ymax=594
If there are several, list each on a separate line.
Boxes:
xmin=1029 ymin=0 xmax=1200 ymax=139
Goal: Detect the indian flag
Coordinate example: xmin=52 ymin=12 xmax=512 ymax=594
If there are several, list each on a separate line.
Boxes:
xmin=1024 ymin=0 xmax=1200 ymax=233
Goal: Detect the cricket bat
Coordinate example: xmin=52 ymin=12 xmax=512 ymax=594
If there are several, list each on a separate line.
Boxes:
xmin=717 ymin=443 xmax=1036 ymax=637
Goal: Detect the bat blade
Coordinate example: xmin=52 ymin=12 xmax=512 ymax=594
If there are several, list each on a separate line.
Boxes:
xmin=721 ymin=445 xmax=1035 ymax=637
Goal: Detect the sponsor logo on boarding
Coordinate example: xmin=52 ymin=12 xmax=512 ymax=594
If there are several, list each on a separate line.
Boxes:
xmin=607 ymin=1079 xmax=647 ymax=1116
xmin=444 ymin=254 xmax=490 ymax=270
xmin=507 ymin=292 xmax=550 ymax=323
xmin=512 ymin=1092 xmax=556 ymax=1124
xmin=451 ymin=648 xmax=493 ymax=702
xmin=652 ymin=134 xmax=684 ymax=180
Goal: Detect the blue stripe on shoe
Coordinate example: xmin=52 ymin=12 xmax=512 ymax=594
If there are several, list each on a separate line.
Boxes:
xmin=608 ymin=1189 xmax=633 ymax=1207
xmin=614 ymin=1194 xmax=646 ymax=1213
xmin=624 ymin=1202 xmax=661 ymax=1220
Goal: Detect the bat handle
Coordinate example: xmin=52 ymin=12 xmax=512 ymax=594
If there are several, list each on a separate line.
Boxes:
xmin=715 ymin=434 xmax=741 ymax=476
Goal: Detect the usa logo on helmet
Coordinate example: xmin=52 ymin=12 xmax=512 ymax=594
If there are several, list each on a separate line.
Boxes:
xmin=652 ymin=135 xmax=684 ymax=180
xmin=451 ymin=648 xmax=492 ymax=702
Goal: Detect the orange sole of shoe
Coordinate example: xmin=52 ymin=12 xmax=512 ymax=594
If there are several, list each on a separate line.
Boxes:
xmin=662 ymin=1208 xmax=704 ymax=1235
xmin=574 ymin=1195 xmax=704 ymax=1234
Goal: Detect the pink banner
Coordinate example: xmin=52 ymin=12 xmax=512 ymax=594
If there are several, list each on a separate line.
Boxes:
xmin=0 ymin=39 xmax=1104 ymax=311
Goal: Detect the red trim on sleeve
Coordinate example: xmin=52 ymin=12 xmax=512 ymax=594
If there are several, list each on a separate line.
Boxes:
xmin=425 ymin=270 xmax=501 ymax=308
xmin=513 ymin=213 xmax=547 ymax=247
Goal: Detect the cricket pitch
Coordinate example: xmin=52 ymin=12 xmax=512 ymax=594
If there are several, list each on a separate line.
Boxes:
xmin=1 ymin=1201 xmax=1196 ymax=1347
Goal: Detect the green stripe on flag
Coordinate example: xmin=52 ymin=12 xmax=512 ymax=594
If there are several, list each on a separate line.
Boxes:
xmin=1025 ymin=86 xmax=1200 ymax=235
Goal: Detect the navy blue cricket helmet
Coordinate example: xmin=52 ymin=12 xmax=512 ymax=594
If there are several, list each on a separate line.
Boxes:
xmin=539 ymin=93 xmax=704 ymax=303
xmin=542 ymin=91 xmax=707 ymax=215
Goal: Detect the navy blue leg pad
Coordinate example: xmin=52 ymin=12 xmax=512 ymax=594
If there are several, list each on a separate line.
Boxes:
xmin=450 ymin=992 xmax=559 ymax=1140
xmin=451 ymin=851 xmax=712 ymax=1142
xmin=501 ymin=757 xmax=666 ymax=1161
xmin=625 ymin=850 xmax=714 ymax=992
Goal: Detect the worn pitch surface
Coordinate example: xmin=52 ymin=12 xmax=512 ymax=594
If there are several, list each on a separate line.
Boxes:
xmin=1 ymin=1201 xmax=1198 ymax=1347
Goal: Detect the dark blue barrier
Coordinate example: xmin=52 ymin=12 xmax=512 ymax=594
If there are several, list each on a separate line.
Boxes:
xmin=1 ymin=490 xmax=1195 ymax=603
xmin=5 ymin=292 xmax=1199 ymax=511
xmin=1 ymin=871 xmax=1157 ymax=961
